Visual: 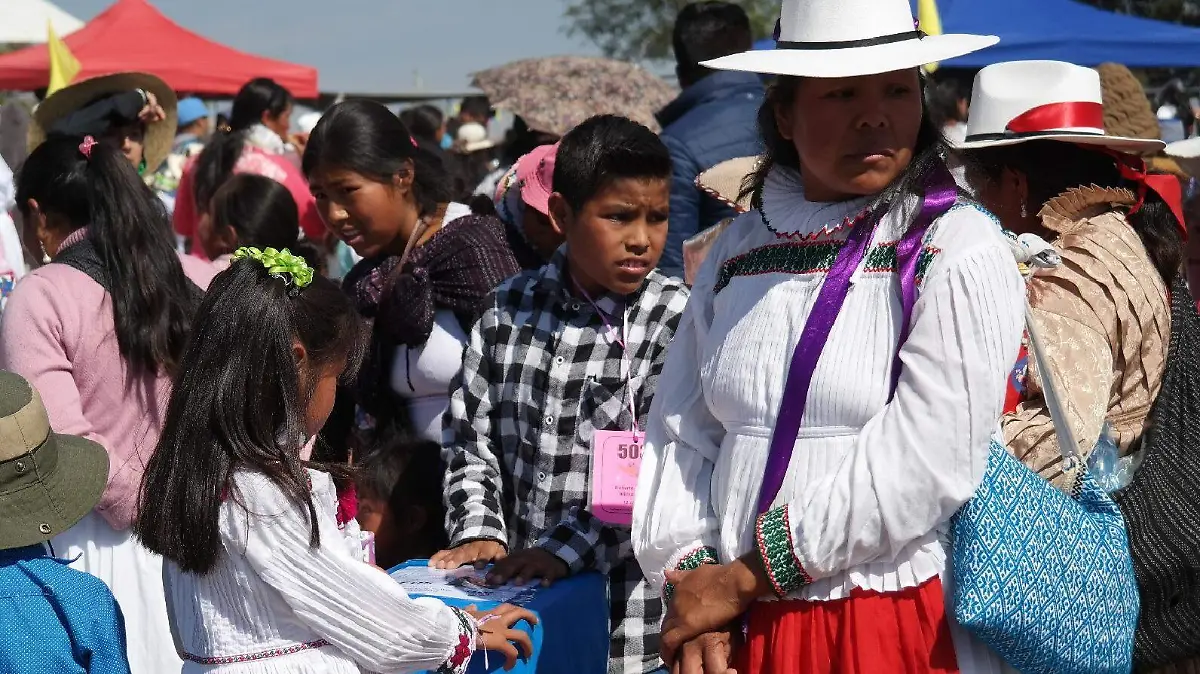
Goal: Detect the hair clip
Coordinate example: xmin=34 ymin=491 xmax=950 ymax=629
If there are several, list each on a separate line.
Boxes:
xmin=409 ymin=135 xmax=419 ymax=148
xmin=79 ymin=136 xmax=98 ymax=160
xmin=232 ymin=246 xmax=314 ymax=289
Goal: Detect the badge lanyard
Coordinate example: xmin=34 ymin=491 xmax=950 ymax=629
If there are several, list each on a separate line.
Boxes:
xmin=572 ymin=281 xmax=641 ymax=440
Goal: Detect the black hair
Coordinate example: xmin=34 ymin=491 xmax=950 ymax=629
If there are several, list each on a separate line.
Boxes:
xmin=926 ymin=77 xmax=968 ymax=128
xmin=459 ymin=95 xmax=492 ymax=122
xmin=17 ymin=136 xmax=196 ymax=377
xmin=303 ymin=100 xmax=453 ymax=219
xmin=399 ymin=105 xmax=445 ymax=144
xmin=191 ymin=78 xmax=294 ymax=216
xmin=135 ymin=260 xmax=368 ymax=574
xmin=500 ymin=116 xmax=560 ymax=167
xmin=552 ymin=114 xmax=673 ymax=213
xmin=673 ymin=2 xmax=753 ymax=84
xmin=1156 ymin=79 xmax=1195 ymax=137
xmin=355 ymin=436 xmax=449 ymax=549
xmin=210 ymin=174 xmax=299 ymax=254
xmin=739 ymin=74 xmax=950 ymax=226
xmin=964 ymin=141 xmax=1184 ymax=284
xmin=229 ymin=78 xmax=293 ymax=132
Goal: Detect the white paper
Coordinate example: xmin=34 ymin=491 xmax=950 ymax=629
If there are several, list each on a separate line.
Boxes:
xmin=390 ymin=565 xmax=540 ymax=606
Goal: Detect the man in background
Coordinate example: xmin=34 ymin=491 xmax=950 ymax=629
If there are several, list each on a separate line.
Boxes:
xmin=656 ymin=1 xmax=764 ymax=277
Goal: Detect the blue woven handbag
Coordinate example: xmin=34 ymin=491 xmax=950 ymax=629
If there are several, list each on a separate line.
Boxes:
xmin=951 ymin=304 xmax=1139 ymax=673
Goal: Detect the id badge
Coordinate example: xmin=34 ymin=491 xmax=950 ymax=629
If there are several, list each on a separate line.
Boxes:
xmin=589 ymin=430 xmax=643 ymax=527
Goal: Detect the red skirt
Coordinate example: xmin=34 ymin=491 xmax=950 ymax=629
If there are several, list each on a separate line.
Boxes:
xmin=737 ymin=578 xmax=959 ymax=674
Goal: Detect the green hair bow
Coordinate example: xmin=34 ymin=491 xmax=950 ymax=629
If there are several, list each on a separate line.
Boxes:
xmin=232 ymin=247 xmax=315 ymax=289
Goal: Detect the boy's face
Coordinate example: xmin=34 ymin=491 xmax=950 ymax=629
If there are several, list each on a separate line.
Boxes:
xmin=549 ymin=177 xmax=669 ymax=296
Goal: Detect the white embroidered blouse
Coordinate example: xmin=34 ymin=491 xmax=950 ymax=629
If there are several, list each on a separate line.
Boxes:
xmin=632 ymin=166 xmax=1026 ymax=607
xmin=164 ymin=469 xmax=476 ymax=674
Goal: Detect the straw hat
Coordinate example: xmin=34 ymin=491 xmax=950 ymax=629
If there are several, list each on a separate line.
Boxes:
xmin=959 ymin=61 xmax=1164 ymax=154
xmin=1095 ymin=63 xmax=1161 ymax=148
xmin=0 ymin=371 xmax=107 ymax=550
xmin=455 ymin=122 xmax=495 ymax=153
xmin=29 ymin=72 xmax=178 ymax=173
xmin=695 ymin=156 xmax=760 ymax=213
xmin=701 ymin=0 xmax=997 ymax=78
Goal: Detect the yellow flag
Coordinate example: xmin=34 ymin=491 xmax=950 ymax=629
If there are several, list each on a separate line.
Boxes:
xmin=918 ymin=0 xmax=944 ymax=72
xmin=47 ymin=22 xmax=81 ymax=96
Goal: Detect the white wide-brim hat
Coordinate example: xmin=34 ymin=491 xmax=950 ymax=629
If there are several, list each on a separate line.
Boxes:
xmin=702 ymin=0 xmax=997 ymax=78
xmin=959 ymin=61 xmax=1165 ymax=153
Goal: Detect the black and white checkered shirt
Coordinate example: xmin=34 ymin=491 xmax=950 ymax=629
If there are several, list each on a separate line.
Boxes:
xmin=443 ymin=250 xmax=689 ymax=674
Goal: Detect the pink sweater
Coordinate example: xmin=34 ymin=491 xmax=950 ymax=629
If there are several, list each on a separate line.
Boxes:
xmin=0 ymin=256 xmax=217 ymax=531
xmin=172 ymin=146 xmax=325 ymax=255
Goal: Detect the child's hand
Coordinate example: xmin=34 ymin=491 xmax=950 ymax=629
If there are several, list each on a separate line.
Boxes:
xmin=485 ymin=548 xmax=568 ymax=587
xmin=430 ymin=541 xmax=507 ymax=570
xmin=467 ymin=604 xmax=538 ymax=671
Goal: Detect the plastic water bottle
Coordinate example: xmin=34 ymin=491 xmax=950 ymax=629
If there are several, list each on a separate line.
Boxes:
xmin=1088 ymin=422 xmax=1121 ymax=493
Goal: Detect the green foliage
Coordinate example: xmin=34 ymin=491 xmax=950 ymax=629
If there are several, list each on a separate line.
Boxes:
xmin=563 ymin=0 xmax=778 ymax=61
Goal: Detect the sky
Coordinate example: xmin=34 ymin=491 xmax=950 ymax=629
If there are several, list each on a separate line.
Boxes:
xmin=50 ymin=0 xmax=605 ymax=94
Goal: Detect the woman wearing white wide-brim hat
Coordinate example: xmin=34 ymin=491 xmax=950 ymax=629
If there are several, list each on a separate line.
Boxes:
xmin=631 ymin=0 xmax=1026 ymax=672
xmin=957 ymin=61 xmax=1178 ymax=493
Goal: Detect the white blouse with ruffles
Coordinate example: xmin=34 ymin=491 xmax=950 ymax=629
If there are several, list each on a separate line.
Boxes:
xmin=164 ymin=469 xmax=475 ymax=674
xmin=632 ymin=166 xmax=1026 ymax=670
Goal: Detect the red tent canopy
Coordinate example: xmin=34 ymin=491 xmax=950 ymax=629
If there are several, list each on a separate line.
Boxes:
xmin=0 ymin=0 xmax=318 ymax=98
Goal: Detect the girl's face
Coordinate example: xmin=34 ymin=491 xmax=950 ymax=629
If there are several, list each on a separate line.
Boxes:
xmin=777 ymin=70 xmax=923 ymax=202
xmin=302 ymin=358 xmax=344 ymax=439
xmin=263 ymin=103 xmax=293 ymax=141
xmin=309 ymin=164 xmax=418 ymax=259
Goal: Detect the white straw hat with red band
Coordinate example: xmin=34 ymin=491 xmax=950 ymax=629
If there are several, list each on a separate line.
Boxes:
xmin=959 ymin=61 xmax=1165 ymax=153
xmin=701 ymin=0 xmax=997 ymax=78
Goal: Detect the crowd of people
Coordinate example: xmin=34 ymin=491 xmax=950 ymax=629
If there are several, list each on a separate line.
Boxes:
xmin=2 ymin=0 xmax=1200 ymax=673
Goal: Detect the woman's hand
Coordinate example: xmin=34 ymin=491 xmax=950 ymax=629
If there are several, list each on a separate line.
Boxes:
xmin=138 ymin=90 xmax=166 ymax=124
xmin=660 ymin=554 xmax=772 ymax=666
xmin=430 ymin=540 xmax=507 ymax=569
xmin=670 ymin=628 xmax=739 ymax=674
xmin=466 ymin=604 xmax=538 ymax=671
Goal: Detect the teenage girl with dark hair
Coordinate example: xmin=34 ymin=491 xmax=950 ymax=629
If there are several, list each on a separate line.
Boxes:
xmin=201 ymin=173 xmax=300 ymax=268
xmin=1 ymin=135 xmax=218 ymax=674
xmin=304 ymin=100 xmax=520 ymax=444
xmin=136 ymin=250 xmax=534 ymax=674
xmin=174 ymin=78 xmax=324 ymax=258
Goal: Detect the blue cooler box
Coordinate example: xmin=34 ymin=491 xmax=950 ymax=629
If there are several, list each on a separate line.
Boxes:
xmin=391 ymin=560 xmax=608 ymax=674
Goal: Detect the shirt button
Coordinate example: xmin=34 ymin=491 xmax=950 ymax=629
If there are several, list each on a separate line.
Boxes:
xmin=544 ymin=415 xmax=554 ymax=426
xmin=554 ymin=356 xmax=565 ymax=365
xmin=538 ymin=472 xmax=548 ymax=482
xmin=569 ymin=302 xmax=581 ymax=311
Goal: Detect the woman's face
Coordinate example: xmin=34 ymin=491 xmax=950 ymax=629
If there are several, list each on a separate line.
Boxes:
xmin=102 ymin=122 xmax=146 ymax=169
xmin=263 ymin=103 xmax=293 ymax=140
xmin=778 ymin=70 xmax=923 ymax=202
xmin=309 ymin=164 xmax=417 ymax=259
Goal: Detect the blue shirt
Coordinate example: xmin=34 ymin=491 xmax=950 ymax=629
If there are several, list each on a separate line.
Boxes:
xmin=0 ymin=545 xmax=131 ymax=674
xmin=656 ymin=70 xmax=765 ymax=276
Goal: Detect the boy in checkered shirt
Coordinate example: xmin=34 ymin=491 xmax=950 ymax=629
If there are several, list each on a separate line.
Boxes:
xmin=434 ymin=115 xmax=690 ymax=674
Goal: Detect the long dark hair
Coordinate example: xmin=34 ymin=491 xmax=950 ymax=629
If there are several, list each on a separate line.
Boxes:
xmin=17 ymin=136 xmax=196 ymax=377
xmin=192 ymin=78 xmax=293 ymax=214
xmin=135 ymin=260 xmax=367 ymax=574
xmin=303 ymin=100 xmax=453 ymax=219
xmin=740 ymin=74 xmax=950 ymax=227
xmin=210 ymin=174 xmax=299 ymax=253
xmin=965 ymin=141 xmax=1185 ymax=284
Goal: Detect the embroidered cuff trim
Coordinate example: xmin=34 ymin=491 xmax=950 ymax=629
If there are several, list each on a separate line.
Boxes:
xmin=755 ymin=506 xmax=812 ymax=598
xmin=663 ymin=545 xmax=720 ymax=604
xmin=435 ymin=607 xmax=477 ymax=674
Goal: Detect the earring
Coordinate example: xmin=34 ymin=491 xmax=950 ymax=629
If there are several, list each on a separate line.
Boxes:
xmin=1020 ymin=201 xmax=1028 ymax=219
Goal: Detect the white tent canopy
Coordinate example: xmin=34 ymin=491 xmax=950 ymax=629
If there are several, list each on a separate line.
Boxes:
xmin=0 ymin=0 xmax=84 ymax=45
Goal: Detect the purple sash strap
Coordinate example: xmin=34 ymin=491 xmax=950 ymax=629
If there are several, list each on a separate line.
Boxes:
xmin=755 ymin=171 xmax=960 ymax=516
